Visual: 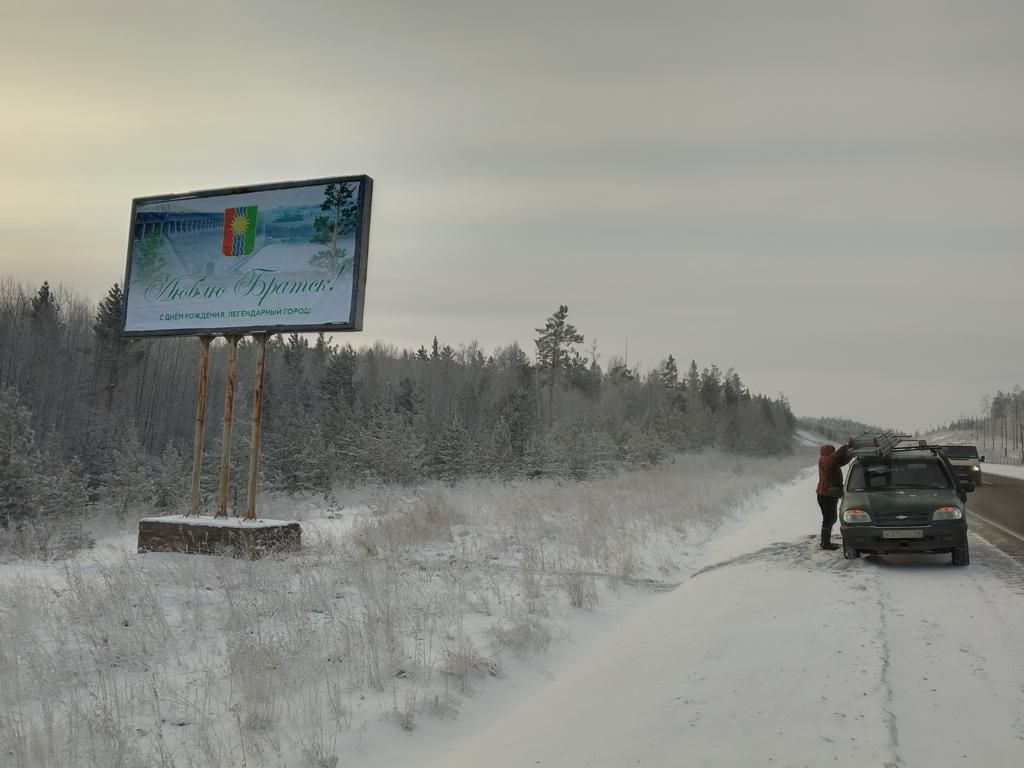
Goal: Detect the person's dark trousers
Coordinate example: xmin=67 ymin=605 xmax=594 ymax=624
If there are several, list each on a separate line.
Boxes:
xmin=817 ymin=494 xmax=839 ymax=546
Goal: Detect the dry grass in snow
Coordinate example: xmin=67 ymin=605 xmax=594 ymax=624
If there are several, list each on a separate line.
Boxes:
xmin=0 ymin=450 xmax=810 ymax=768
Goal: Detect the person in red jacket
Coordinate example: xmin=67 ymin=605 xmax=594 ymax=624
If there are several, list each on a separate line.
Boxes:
xmin=817 ymin=439 xmax=854 ymax=550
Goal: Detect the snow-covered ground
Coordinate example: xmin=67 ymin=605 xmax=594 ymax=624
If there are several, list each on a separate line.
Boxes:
xmin=3 ymin=456 xmax=1024 ymax=767
xmin=984 ymin=462 xmax=1024 ymax=481
xmin=386 ymin=470 xmax=1024 ymax=768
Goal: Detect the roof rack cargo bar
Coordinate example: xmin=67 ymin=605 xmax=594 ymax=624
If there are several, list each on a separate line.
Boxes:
xmin=848 ymin=430 xmax=912 ymax=458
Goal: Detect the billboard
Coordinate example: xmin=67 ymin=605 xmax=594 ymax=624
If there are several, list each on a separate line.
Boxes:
xmin=121 ymin=175 xmax=372 ymax=336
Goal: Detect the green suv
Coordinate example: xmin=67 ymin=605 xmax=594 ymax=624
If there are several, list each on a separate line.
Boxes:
xmin=840 ymin=447 xmax=972 ymax=566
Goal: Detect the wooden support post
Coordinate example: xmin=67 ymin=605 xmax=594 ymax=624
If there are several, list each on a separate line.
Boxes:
xmin=246 ymin=333 xmax=268 ymax=519
xmin=217 ymin=335 xmax=240 ymax=517
xmin=189 ymin=336 xmax=212 ymax=516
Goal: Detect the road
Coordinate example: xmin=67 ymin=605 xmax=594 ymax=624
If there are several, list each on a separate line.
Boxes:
xmin=967 ymin=471 xmax=1024 ymax=562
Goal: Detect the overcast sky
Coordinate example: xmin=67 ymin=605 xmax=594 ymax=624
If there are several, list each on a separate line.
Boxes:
xmin=2 ymin=0 xmax=1022 ymax=432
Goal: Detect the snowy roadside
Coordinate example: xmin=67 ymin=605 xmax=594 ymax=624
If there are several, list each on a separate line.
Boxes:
xmin=981 ymin=462 xmax=1024 ymax=481
xmin=5 ymin=455 xmax=1023 ymax=768
xmin=410 ymin=470 xmax=1024 ymax=768
xmin=0 ymin=452 xmax=811 ymax=768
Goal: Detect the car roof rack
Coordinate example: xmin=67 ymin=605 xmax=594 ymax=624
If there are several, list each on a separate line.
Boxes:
xmin=848 ymin=430 xmax=913 ymax=458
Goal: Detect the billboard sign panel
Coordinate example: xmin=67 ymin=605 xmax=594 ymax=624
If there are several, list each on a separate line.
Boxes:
xmin=121 ymin=175 xmax=372 ymax=336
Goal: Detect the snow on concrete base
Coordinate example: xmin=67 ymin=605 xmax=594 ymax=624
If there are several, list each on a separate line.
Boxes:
xmin=137 ymin=515 xmax=301 ymax=558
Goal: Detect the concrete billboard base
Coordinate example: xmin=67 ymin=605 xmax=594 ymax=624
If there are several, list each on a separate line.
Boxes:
xmin=138 ymin=515 xmax=301 ymax=558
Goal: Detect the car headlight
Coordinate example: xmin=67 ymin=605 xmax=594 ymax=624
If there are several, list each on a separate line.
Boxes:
xmin=972 ymin=465 xmax=980 ymax=472
xmin=933 ymin=506 xmax=963 ymax=520
xmin=843 ymin=508 xmax=871 ymax=523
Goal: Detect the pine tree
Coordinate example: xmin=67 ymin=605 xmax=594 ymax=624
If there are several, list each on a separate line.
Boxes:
xmin=153 ymin=441 xmax=189 ymax=511
xmin=659 ymin=355 xmax=679 ymax=391
xmin=500 ymin=388 xmax=535 ymax=466
xmin=133 ymin=230 xmax=169 ymax=283
xmin=355 ymin=397 xmax=424 ymax=484
xmin=264 ymin=408 xmax=332 ymax=494
xmin=534 ymin=305 xmax=584 ymax=425
xmin=485 ymin=416 xmax=515 ymax=479
xmin=686 ymin=360 xmax=701 ymax=410
xmin=700 ymin=365 xmax=722 ymax=413
xmin=0 ymin=386 xmax=42 ymax=528
xmin=283 ymin=332 xmax=308 ymax=380
xmin=723 ymin=368 xmax=743 ymax=410
xmin=98 ymin=426 xmax=155 ymax=518
xmin=33 ymin=437 xmax=92 ymax=557
xmin=521 ymin=432 xmax=549 ymax=478
xmin=310 ymin=182 xmax=357 ymax=275
xmin=30 ymin=281 xmax=61 ymax=328
xmin=312 ymin=332 xmax=333 ymax=376
xmin=93 ymin=283 xmax=137 ymax=413
xmin=623 ymin=423 xmax=668 ymax=468
xmin=435 ymin=412 xmax=468 ymax=483
xmin=321 ymin=344 xmax=359 ymax=409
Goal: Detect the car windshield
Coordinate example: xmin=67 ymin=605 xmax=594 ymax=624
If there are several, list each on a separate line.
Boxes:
xmin=941 ymin=446 xmax=979 ymax=459
xmin=847 ymin=459 xmax=952 ymax=491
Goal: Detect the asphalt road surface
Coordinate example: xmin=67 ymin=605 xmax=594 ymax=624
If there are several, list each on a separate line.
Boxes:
xmin=967 ymin=470 xmax=1024 ymax=562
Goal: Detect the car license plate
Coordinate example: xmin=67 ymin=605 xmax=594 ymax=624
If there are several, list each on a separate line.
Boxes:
xmin=882 ymin=529 xmax=924 ymax=539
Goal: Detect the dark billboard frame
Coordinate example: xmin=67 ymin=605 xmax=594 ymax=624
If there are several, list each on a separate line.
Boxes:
xmin=120 ymin=174 xmax=372 ymax=337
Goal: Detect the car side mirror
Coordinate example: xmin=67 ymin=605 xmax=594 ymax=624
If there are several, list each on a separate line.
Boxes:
xmin=962 ymin=482 xmax=975 ymax=493
xmin=980 ymin=456 xmax=985 ymax=463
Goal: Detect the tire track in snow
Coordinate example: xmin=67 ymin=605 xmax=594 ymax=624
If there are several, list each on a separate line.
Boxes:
xmin=875 ymin=577 xmax=904 ymax=768
xmin=691 ymin=535 xmax=862 ymax=579
xmin=692 ymin=536 xmax=907 ymax=767
xmin=689 ymin=539 xmax=807 ymax=577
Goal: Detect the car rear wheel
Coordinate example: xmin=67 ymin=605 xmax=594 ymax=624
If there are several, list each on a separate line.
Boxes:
xmin=952 ymin=543 xmax=970 ymax=566
xmin=843 ymin=541 xmax=860 ymax=560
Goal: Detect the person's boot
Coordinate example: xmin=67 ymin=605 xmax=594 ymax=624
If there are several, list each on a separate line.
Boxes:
xmin=820 ymin=528 xmax=840 ymax=550
xmin=820 ymin=541 xmax=840 ymax=550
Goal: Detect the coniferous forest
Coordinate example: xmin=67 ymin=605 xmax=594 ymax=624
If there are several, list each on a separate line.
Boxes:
xmin=1 ymin=277 xmax=797 ymax=535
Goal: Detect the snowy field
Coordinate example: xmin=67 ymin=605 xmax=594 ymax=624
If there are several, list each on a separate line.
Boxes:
xmin=3 ymin=449 xmax=1024 ymax=767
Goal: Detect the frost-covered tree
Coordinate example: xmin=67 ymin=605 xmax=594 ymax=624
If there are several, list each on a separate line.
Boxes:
xmin=263 ymin=406 xmax=332 ymax=495
xmin=700 ymin=365 xmax=722 ymax=413
xmin=434 ymin=412 xmax=469 ymax=482
xmin=659 ymin=355 xmax=679 ymax=391
xmin=485 ymin=415 xmax=516 ymax=479
xmin=0 ymin=386 xmax=42 ymax=527
xmin=623 ymin=423 xmax=668 ymax=468
xmin=354 ymin=397 xmax=425 ymax=485
xmin=97 ymin=426 xmax=155 ymax=518
xmin=153 ymin=441 xmax=189 ymax=512
xmin=0 ymin=276 xmax=801 ymax=507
